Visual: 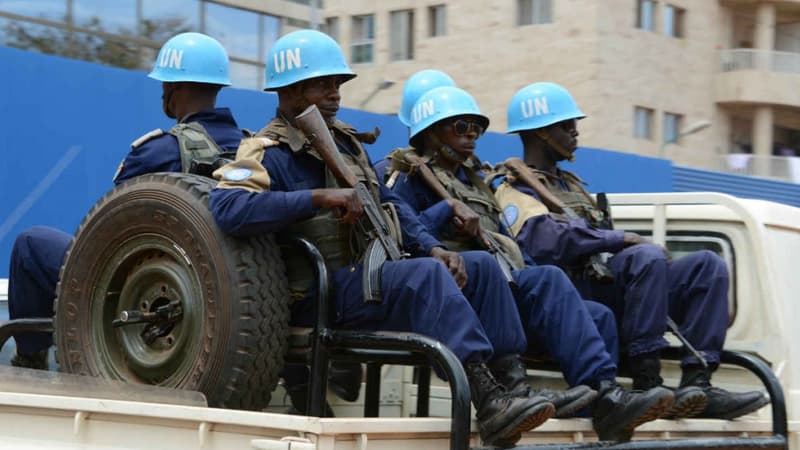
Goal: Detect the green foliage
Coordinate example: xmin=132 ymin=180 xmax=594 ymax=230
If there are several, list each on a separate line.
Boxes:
xmin=1 ymin=16 xmax=191 ymax=70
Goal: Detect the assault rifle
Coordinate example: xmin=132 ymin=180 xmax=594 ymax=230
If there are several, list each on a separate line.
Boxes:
xmin=403 ymin=152 xmax=521 ymax=286
xmin=503 ymin=158 xmax=708 ymax=368
xmin=294 ymin=105 xmax=403 ymax=303
xmin=504 ymin=157 xmax=614 ymax=282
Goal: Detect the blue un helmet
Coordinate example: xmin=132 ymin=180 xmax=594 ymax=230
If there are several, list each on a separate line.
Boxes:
xmin=398 ymin=69 xmax=456 ymax=127
xmin=506 ymin=82 xmax=585 ymax=133
xmin=409 ymin=86 xmax=489 ymax=141
xmin=264 ymin=29 xmax=356 ymax=91
xmin=148 ymin=32 xmax=231 ymax=85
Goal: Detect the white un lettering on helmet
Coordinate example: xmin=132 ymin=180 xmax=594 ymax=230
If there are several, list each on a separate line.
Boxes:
xmin=412 ymin=98 xmax=435 ymax=124
xmin=273 ymin=48 xmax=302 ymax=73
xmin=159 ymin=48 xmax=184 ymax=69
xmin=521 ymin=96 xmax=549 ymax=119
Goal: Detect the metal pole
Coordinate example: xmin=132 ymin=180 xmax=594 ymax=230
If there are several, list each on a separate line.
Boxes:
xmin=310 ymin=0 xmax=319 ymax=30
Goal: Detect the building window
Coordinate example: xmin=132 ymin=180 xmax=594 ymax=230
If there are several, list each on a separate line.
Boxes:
xmin=663 ymin=112 xmax=683 ymax=143
xmin=322 ymin=17 xmax=339 ymax=41
xmin=663 ymin=4 xmax=685 ymax=38
xmin=351 ymin=14 xmax=374 ymax=64
xmin=517 ymin=0 xmax=552 ymax=26
xmin=390 ymin=9 xmax=414 ymax=61
xmin=636 ymin=0 xmax=655 ymax=31
xmin=428 ymin=4 xmax=446 ymax=37
xmin=634 ymin=106 xmax=654 ymax=139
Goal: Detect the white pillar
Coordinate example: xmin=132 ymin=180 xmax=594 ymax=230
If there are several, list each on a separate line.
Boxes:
xmin=754 ymin=2 xmax=776 ymax=70
xmin=752 ymin=106 xmax=774 ymax=177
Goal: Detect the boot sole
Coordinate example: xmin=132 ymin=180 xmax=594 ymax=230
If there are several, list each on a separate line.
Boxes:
xmin=595 ymin=390 xmax=674 ymax=442
xmin=703 ymin=395 xmax=771 ymax=420
xmin=485 ymin=402 xmax=555 ymax=447
xmin=663 ymin=391 xmax=708 ymax=419
xmin=555 ymin=389 xmax=599 ymax=418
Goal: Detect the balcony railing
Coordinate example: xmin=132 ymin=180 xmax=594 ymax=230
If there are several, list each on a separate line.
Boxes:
xmin=719 ymin=48 xmax=800 ymax=74
xmin=704 ymin=153 xmax=800 ymax=183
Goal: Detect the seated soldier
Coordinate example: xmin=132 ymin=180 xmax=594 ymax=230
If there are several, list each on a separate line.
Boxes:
xmin=7 ymin=32 xmax=244 ymax=370
xmin=495 ymin=81 xmax=769 ymax=420
xmin=386 ymin=85 xmax=674 ymax=442
xmin=209 ymin=29 xmax=554 ymax=448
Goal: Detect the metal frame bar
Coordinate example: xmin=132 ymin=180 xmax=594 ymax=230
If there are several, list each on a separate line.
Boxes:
xmin=0 ymin=318 xmax=54 ymax=351
xmin=291 ymin=237 xmax=472 ymax=450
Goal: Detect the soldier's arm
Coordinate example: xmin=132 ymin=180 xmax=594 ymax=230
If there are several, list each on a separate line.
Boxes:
xmin=210 ymin=141 xmax=317 ymax=236
xmin=114 ymin=132 xmax=182 ymax=185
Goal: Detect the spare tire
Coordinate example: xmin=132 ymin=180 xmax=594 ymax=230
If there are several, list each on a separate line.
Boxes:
xmin=54 ymin=172 xmax=289 ymax=410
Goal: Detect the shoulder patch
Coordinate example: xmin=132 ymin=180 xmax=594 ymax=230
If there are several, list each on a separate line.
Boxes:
xmin=131 ymin=128 xmax=164 ymax=148
xmin=223 ymin=167 xmax=253 ymax=182
xmin=503 ymin=204 xmax=520 ymax=227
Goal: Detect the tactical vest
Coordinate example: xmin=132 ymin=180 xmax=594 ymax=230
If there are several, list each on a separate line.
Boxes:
xmin=260 ymin=119 xmax=397 ymax=301
xmin=428 ymin=163 xmax=504 ymax=252
xmin=532 ymin=169 xmax=609 ymax=229
xmin=168 ymin=122 xmax=238 ymax=177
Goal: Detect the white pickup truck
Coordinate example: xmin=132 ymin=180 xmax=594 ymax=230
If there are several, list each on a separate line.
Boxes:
xmin=0 ymin=185 xmax=796 ymax=450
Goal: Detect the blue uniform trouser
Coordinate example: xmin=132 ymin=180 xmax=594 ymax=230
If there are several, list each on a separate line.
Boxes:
xmin=284 ymin=254 xmax=525 ymax=387
xmin=513 ymin=265 xmax=618 ymax=387
xmin=573 ymin=244 xmax=729 ymax=367
xmin=8 ymin=226 xmax=72 ymax=354
xmin=291 ymin=256 xmax=498 ymax=364
xmin=458 ymin=251 xmax=528 ymax=358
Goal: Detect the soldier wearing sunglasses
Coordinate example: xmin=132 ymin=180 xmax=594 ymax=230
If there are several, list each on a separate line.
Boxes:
xmin=386 ymin=85 xmax=676 ymax=442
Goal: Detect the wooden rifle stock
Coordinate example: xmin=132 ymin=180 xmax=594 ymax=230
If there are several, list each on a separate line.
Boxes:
xmin=294 ymin=104 xmax=402 ymax=303
xmin=295 ymin=104 xmax=358 ymax=187
xmin=503 ymin=157 xmax=579 ymax=220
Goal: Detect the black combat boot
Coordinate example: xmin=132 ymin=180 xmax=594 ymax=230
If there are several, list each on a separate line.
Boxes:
xmin=592 ymin=379 xmax=674 ymax=441
xmin=489 ymin=354 xmax=597 ymax=418
xmin=466 ymin=362 xmax=555 ymax=448
xmin=631 ymin=356 xmax=707 ymax=419
xmin=10 ymin=349 xmax=49 ymax=370
xmin=680 ymin=366 xmax=770 ymax=420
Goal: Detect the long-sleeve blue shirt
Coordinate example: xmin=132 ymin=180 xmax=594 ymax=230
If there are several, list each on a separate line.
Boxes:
xmin=210 ymin=126 xmax=443 ymax=256
xmin=508 ymin=182 xmax=626 ymax=267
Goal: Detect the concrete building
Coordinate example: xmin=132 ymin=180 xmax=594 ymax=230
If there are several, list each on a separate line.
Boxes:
xmin=321 ymin=0 xmax=800 ymax=180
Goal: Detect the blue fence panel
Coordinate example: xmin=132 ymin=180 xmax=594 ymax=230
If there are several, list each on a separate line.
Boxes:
xmin=673 ymin=166 xmax=800 ymax=208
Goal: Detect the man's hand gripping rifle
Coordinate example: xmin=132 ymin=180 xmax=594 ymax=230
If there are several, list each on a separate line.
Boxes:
xmin=295 ymin=105 xmax=403 ymax=303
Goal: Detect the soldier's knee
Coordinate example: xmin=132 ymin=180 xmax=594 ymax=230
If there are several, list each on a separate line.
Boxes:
xmin=461 ymin=250 xmax=497 ymax=271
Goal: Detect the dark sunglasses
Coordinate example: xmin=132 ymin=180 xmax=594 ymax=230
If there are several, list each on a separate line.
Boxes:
xmin=451 ymin=119 xmax=485 ymax=136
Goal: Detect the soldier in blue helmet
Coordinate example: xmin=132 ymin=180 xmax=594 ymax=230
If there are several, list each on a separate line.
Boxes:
xmin=388 ymin=85 xmax=678 ymax=441
xmin=497 ymin=81 xmax=769 ymax=421
xmin=7 ymin=32 xmax=245 ymax=370
xmin=376 ymin=69 xmax=457 ymax=183
xmin=209 ymin=29 xmax=557 ymax=447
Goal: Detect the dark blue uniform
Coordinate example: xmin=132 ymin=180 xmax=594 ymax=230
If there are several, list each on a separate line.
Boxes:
xmin=391 ymin=167 xmax=619 ymax=387
xmin=209 ymin=124 xmax=530 ymax=365
xmin=511 ymin=181 xmax=729 ymax=368
xmin=8 ymin=108 xmax=244 ymax=355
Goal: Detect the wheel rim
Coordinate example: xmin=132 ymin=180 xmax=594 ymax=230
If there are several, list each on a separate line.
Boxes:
xmin=91 ymin=234 xmax=203 ymax=386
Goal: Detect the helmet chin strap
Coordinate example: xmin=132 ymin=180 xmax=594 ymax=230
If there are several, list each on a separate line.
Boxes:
xmin=429 ymin=133 xmax=469 ymax=165
xmin=534 ymin=129 xmax=574 ymax=162
xmin=439 ymin=145 xmax=469 ymax=164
